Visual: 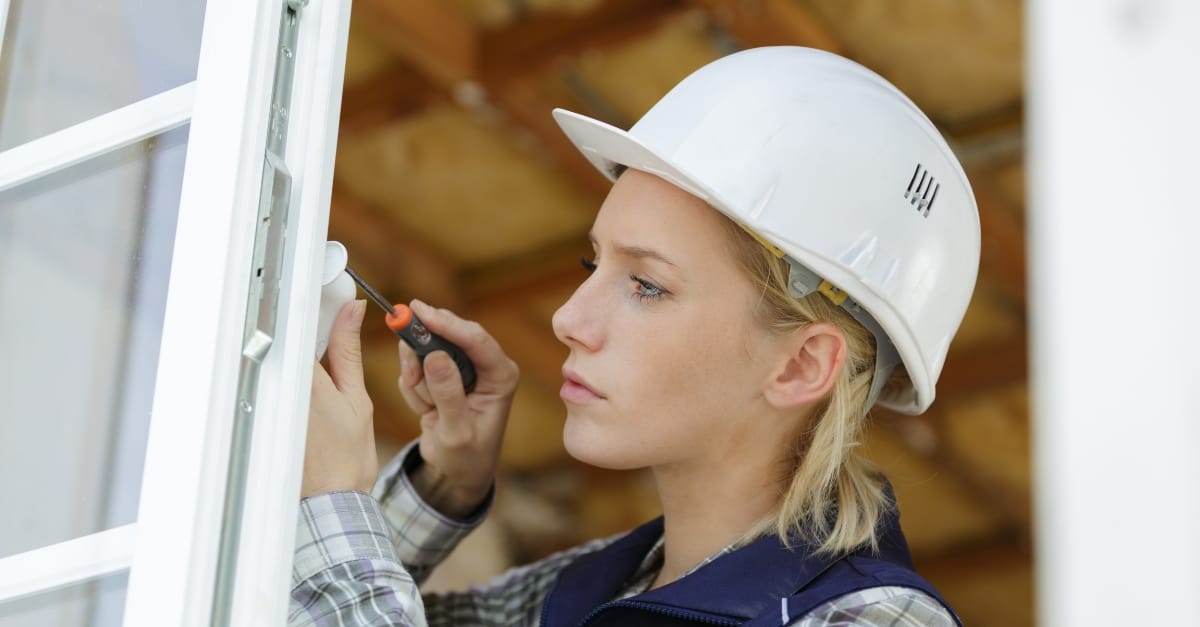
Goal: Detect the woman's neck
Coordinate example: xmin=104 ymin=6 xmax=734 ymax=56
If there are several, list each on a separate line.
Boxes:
xmin=648 ymin=454 xmax=785 ymax=589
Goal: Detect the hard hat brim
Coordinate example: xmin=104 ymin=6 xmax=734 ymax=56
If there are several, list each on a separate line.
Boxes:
xmin=552 ymin=109 xmax=717 ymax=203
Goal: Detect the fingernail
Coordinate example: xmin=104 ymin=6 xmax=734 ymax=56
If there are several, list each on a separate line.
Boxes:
xmin=411 ymin=299 xmax=430 ymax=315
xmin=427 ymin=352 xmax=452 ymax=379
xmin=354 ymin=299 xmax=367 ymax=321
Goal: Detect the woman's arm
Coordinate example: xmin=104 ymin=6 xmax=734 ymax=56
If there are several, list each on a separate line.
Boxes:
xmin=290 ymin=491 xmax=427 ymax=627
xmin=294 ymin=299 xmax=522 ymax=625
xmin=288 ymin=486 xmax=617 ymax=627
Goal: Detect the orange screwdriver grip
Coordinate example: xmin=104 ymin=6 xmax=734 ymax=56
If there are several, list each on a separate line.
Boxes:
xmin=385 ymin=304 xmax=412 ymax=331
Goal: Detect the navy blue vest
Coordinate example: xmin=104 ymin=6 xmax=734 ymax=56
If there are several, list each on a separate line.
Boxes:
xmin=539 ymin=507 xmax=960 ymax=626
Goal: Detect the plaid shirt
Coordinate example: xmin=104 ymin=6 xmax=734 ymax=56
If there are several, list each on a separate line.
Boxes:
xmin=290 ymin=444 xmax=954 ymax=626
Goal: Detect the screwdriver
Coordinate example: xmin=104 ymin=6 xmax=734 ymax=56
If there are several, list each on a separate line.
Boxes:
xmin=344 ymin=267 xmax=477 ymax=393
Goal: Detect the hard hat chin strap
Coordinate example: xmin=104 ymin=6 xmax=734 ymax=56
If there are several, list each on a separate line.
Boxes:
xmin=786 ymin=260 xmax=901 ymax=411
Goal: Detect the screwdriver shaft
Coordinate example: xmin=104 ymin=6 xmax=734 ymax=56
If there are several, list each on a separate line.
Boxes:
xmin=344 ymin=267 xmax=397 ymax=317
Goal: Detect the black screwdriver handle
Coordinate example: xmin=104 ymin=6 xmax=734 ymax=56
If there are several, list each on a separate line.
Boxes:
xmin=394 ymin=311 xmax=477 ymax=394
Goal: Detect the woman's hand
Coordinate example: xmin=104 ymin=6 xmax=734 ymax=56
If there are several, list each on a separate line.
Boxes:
xmin=301 ymin=300 xmax=379 ymax=498
xmin=398 ymin=300 xmax=519 ymax=519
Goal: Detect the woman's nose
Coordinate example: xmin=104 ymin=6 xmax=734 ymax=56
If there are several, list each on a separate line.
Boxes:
xmin=552 ymin=280 xmax=603 ymax=352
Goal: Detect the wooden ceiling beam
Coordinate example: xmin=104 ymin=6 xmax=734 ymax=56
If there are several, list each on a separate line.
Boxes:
xmin=971 ymin=177 xmax=1028 ymax=309
xmin=328 ymin=185 xmax=465 ymax=310
xmin=470 ymin=307 xmax=568 ymax=394
xmin=352 ymin=0 xmax=478 ymax=86
xmin=347 ymin=0 xmax=699 ymax=201
xmin=690 ymin=0 xmax=843 ymax=53
xmin=480 ymin=0 xmax=696 ymax=201
xmin=460 ymin=232 xmax=592 ymax=308
xmin=478 ymin=0 xmax=690 ymax=85
xmin=491 ymin=78 xmax=612 ymax=200
xmin=339 ymin=63 xmax=440 ymax=136
xmin=939 ymin=340 xmax=1027 ymax=399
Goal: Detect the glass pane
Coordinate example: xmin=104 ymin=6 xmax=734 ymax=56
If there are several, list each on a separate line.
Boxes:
xmin=0 ymin=0 xmax=207 ymax=149
xmin=0 ymin=125 xmax=188 ymax=558
xmin=0 ymin=570 xmax=128 ymax=627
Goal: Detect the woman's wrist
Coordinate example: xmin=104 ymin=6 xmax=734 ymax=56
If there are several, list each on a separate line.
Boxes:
xmin=409 ymin=460 xmax=493 ymax=520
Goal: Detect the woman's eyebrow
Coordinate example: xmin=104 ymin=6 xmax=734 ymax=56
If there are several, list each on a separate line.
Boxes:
xmin=588 ymin=232 xmax=678 ymax=268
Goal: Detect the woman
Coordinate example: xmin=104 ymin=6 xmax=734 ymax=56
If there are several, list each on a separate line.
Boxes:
xmin=292 ymin=47 xmax=978 ymax=626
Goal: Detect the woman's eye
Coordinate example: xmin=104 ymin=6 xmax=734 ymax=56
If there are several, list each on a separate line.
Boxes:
xmin=632 ymin=275 xmax=665 ymax=300
xmin=580 ymin=256 xmax=597 ymax=273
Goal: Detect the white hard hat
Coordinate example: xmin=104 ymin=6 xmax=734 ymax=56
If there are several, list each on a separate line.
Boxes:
xmin=552 ymin=46 xmax=980 ymax=414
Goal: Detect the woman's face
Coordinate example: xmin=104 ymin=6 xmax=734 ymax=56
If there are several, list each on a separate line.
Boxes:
xmin=552 ymin=169 xmax=788 ymax=472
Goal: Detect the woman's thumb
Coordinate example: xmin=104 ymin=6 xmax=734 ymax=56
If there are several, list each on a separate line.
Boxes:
xmin=327 ymin=300 xmax=367 ymax=394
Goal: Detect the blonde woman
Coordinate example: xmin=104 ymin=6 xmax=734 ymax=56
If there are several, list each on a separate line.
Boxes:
xmin=292 ymin=47 xmax=977 ymax=626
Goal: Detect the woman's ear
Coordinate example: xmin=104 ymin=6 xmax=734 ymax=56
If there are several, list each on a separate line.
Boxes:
xmin=764 ymin=322 xmax=847 ymax=409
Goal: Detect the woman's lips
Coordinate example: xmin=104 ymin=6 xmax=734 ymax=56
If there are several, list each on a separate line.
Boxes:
xmin=561 ymin=368 xmax=604 ymax=403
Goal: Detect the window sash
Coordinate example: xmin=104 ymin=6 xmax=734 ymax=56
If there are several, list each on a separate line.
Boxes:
xmin=121 ymin=0 xmax=351 ymax=625
xmin=0 ymin=0 xmax=349 ymax=623
xmin=0 ymin=525 xmax=135 ymax=604
xmin=0 ymin=83 xmax=193 ymax=192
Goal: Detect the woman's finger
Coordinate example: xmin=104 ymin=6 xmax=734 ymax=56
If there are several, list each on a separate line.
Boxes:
xmin=326 ymin=300 xmax=370 ymax=415
xmin=422 ymin=351 xmax=471 ymax=442
xmin=397 ymin=341 xmax=435 ymax=409
xmin=410 ymin=300 xmax=519 ymax=390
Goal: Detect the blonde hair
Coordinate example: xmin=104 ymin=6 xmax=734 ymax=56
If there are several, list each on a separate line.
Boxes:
xmin=719 ymin=217 xmax=897 ymax=557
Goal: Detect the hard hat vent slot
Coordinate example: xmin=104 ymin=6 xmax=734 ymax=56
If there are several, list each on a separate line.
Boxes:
xmin=904 ymin=163 xmax=940 ymax=218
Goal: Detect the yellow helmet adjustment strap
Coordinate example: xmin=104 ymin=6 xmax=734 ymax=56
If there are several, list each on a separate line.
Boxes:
xmin=738 ymin=221 xmax=900 ymax=406
xmin=783 ymin=256 xmax=902 ymax=411
xmin=739 ymin=222 xmax=852 ymax=307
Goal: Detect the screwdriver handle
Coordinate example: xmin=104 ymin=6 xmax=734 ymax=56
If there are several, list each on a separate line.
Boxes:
xmin=386 ymin=304 xmax=477 ymax=393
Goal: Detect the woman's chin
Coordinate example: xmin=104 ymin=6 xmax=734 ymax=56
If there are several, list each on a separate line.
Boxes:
xmin=562 ymin=415 xmax=641 ymax=470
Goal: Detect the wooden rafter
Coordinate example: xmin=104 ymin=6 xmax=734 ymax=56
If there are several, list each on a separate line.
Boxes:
xmin=939 ymin=340 xmax=1027 ymax=399
xmin=329 ymin=185 xmax=464 ymax=310
xmin=972 ymin=177 xmax=1028 ymax=309
xmin=689 ymin=0 xmax=842 ymax=53
xmin=347 ymin=0 xmax=700 ymax=201
xmin=470 ymin=307 xmax=568 ymax=394
xmin=490 ymin=76 xmax=611 ymax=200
xmin=352 ymin=0 xmax=691 ymax=86
xmin=478 ymin=0 xmax=691 ymax=85
xmin=352 ymin=0 xmax=478 ymax=85
xmin=339 ymin=63 xmax=439 ymax=136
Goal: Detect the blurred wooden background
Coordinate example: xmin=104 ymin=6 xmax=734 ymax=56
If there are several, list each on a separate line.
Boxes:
xmin=330 ymin=1 xmax=1029 ymax=625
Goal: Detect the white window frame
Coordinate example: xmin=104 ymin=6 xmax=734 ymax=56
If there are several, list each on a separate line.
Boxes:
xmin=0 ymin=0 xmax=351 ymax=624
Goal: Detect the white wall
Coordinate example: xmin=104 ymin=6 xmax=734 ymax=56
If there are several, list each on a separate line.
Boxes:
xmin=1028 ymin=1 xmax=1200 ymax=625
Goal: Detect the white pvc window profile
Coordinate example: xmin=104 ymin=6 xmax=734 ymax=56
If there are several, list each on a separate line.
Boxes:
xmin=123 ymin=0 xmax=352 ymax=625
xmin=0 ymin=524 xmax=135 ymax=604
xmin=120 ymin=0 xmax=287 ymax=621
xmin=0 ymin=83 xmax=194 ymax=192
xmin=220 ymin=1 xmax=352 ymax=622
xmin=0 ymin=0 xmax=350 ymax=622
